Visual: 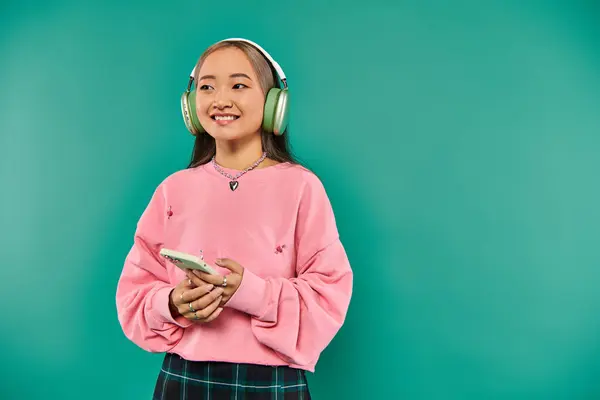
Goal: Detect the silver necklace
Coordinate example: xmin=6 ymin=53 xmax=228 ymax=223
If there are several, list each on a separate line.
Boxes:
xmin=211 ymin=152 xmax=267 ymax=191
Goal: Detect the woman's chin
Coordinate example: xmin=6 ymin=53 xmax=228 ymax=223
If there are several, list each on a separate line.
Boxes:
xmin=207 ymin=127 xmax=261 ymax=142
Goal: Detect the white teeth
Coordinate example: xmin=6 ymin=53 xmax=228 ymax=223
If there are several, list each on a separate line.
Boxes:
xmin=214 ymin=115 xmax=237 ymax=121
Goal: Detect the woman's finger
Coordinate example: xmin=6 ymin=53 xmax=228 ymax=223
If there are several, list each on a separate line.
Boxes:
xmin=178 ymin=293 xmax=217 ymax=320
xmin=187 ymin=270 xmax=216 ymax=288
xmin=179 ymin=284 xmax=214 ymax=305
xmin=189 ymin=287 xmax=224 ymax=312
xmin=191 ymin=295 xmax=223 ymax=320
xmin=191 ymin=269 xmax=228 ymax=287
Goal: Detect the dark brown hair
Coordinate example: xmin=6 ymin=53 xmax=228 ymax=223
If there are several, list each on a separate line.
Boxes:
xmin=187 ymin=40 xmax=300 ymax=169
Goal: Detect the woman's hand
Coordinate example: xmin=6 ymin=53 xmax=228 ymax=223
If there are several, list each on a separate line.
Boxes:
xmin=169 ymin=278 xmax=224 ymax=323
xmin=187 ymin=258 xmax=244 ymax=307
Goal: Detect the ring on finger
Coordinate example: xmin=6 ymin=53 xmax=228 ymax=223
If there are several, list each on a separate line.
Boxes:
xmin=189 ymin=302 xmax=196 ymax=312
xmin=193 ymin=312 xmax=199 ymax=320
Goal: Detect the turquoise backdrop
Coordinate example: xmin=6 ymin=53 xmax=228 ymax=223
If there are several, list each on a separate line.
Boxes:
xmin=1 ymin=1 xmax=600 ymax=399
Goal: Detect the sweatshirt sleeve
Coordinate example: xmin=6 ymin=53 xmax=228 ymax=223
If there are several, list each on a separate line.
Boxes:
xmin=225 ymin=173 xmax=353 ymax=367
xmin=115 ymin=182 xmax=193 ymax=353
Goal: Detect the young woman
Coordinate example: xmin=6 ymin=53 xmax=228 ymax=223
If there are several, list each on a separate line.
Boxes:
xmin=115 ymin=38 xmax=353 ymax=399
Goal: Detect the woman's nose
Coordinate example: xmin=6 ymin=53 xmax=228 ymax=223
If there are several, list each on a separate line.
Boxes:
xmin=213 ymin=91 xmax=232 ymax=108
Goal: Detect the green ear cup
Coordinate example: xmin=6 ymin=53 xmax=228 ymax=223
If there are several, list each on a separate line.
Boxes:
xmin=187 ymin=90 xmax=204 ymax=134
xmin=180 ymin=90 xmax=205 ymax=135
xmin=262 ymin=88 xmax=280 ymax=133
xmin=263 ymin=87 xmax=289 ymax=135
xmin=272 ymin=88 xmax=288 ymax=136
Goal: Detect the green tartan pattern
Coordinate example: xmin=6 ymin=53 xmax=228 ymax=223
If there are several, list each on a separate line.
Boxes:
xmin=153 ymin=353 xmax=311 ymax=400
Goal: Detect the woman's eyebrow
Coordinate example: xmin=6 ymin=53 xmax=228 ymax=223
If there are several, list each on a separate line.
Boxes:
xmin=198 ymin=73 xmax=252 ymax=81
xmin=229 ymin=73 xmax=252 ymax=80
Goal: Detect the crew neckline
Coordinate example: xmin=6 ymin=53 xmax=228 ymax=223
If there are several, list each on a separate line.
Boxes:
xmin=200 ymin=160 xmax=294 ymax=181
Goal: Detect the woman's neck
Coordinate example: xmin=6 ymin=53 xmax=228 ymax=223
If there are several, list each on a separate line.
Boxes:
xmin=214 ymin=135 xmax=273 ymax=170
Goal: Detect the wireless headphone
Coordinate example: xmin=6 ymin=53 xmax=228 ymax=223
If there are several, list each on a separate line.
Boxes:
xmin=181 ymin=38 xmax=289 ymax=136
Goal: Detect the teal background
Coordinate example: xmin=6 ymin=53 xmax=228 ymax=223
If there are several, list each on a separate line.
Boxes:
xmin=1 ymin=1 xmax=600 ymax=399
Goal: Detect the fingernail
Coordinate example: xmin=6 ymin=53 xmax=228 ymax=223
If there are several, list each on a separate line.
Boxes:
xmin=206 ymin=284 xmax=214 ymax=290
xmin=215 ymin=258 xmax=223 ymax=265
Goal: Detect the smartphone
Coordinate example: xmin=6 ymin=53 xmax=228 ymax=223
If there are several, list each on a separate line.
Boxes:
xmin=159 ymin=248 xmax=218 ymax=275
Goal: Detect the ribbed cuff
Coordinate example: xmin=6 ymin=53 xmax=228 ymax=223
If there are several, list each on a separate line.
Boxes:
xmin=225 ymin=268 xmax=268 ymax=318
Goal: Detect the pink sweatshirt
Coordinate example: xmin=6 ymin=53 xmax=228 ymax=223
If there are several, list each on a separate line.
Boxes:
xmin=115 ymin=161 xmax=353 ymax=372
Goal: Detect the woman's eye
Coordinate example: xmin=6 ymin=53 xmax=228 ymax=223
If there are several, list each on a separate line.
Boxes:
xmin=199 ymin=85 xmax=212 ymax=90
xmin=233 ymin=83 xmax=247 ymax=89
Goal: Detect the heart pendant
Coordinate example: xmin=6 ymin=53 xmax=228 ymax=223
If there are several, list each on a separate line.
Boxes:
xmin=229 ymin=181 xmax=239 ymax=191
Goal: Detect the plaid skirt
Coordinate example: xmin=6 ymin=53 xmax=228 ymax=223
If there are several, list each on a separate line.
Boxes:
xmin=153 ymin=353 xmax=311 ymax=400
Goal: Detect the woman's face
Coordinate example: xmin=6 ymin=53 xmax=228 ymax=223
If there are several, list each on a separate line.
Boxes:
xmin=195 ymin=47 xmax=265 ymax=141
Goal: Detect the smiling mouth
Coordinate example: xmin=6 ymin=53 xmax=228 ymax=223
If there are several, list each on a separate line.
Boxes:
xmin=211 ymin=115 xmax=239 ymax=121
